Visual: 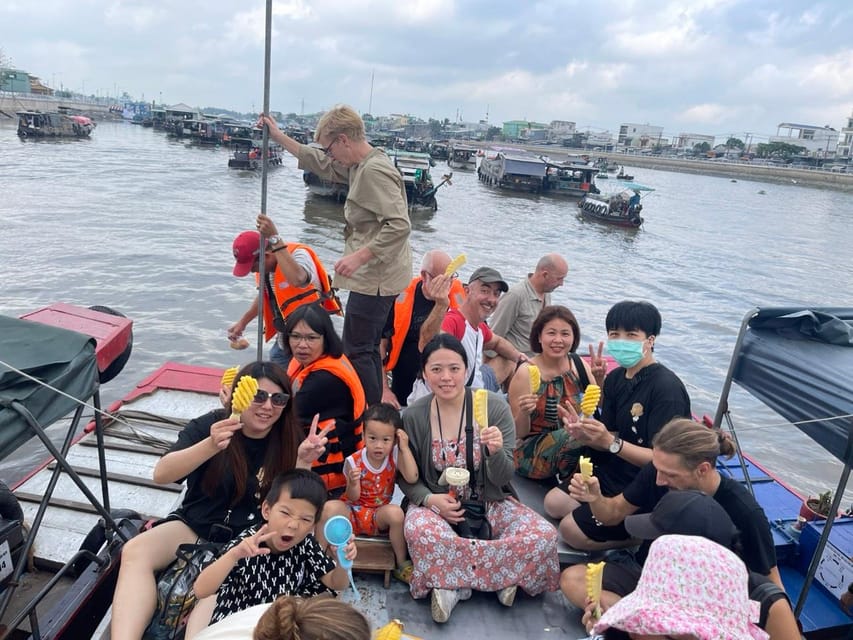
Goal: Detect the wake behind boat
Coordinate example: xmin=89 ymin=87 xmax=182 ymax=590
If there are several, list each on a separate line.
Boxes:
xmin=0 ymin=304 xmax=851 ymax=638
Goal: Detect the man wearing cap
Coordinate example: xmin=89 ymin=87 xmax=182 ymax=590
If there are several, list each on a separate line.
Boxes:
xmin=484 ymin=253 xmax=569 ymax=386
xmin=228 ymin=214 xmax=339 ymax=367
xmin=565 ymin=491 xmax=799 ymax=639
xmin=417 ymin=266 xmax=527 ymax=393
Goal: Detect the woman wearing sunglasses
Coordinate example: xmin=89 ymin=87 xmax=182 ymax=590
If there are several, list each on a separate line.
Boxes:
xmin=111 ymin=361 xmax=330 ymax=640
xmin=284 ymin=303 xmax=367 ymax=498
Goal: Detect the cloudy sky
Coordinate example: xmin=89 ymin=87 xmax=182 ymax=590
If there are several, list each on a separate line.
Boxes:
xmin=2 ymin=0 xmax=852 ymax=142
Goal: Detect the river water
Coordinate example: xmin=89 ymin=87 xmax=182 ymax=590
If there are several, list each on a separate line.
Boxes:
xmin=2 ymin=120 xmax=853 ymax=503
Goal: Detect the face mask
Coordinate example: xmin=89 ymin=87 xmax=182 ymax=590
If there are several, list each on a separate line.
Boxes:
xmin=607 ymin=339 xmax=645 ymax=368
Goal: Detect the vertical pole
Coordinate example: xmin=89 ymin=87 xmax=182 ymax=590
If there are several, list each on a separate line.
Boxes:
xmin=256 ymin=0 xmax=273 ymax=363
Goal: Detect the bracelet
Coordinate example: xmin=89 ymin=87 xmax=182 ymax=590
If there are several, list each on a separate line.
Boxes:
xmin=270 ymin=245 xmax=286 ymax=253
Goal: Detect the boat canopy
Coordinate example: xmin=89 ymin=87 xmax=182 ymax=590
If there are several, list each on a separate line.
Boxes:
xmin=0 ymin=314 xmax=98 ymax=461
xmin=615 ymin=181 xmax=655 ymax=192
xmin=726 ymin=307 xmax=853 ymax=464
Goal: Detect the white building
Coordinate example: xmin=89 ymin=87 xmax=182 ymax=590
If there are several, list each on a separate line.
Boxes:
xmin=618 ymin=123 xmax=664 ymax=148
xmin=769 ymin=123 xmax=838 ymax=157
xmin=837 ymin=110 xmax=853 ymax=160
xmin=675 ymin=133 xmax=715 ymax=150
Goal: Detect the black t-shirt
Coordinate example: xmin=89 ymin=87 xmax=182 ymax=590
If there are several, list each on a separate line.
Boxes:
xmin=622 ymin=462 xmax=669 ymax=563
xmin=170 ymin=409 xmax=269 ymax=538
xmin=622 ymin=466 xmax=776 ymax=575
xmin=715 ymin=476 xmax=777 ymax=576
xmin=382 ymin=281 xmax=436 ymax=405
xmin=589 ymin=363 xmax=691 ymax=496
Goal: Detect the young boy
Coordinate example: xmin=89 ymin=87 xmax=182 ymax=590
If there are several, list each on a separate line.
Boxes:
xmin=342 ymin=403 xmax=418 ymax=583
xmin=190 ymin=469 xmax=357 ymax=633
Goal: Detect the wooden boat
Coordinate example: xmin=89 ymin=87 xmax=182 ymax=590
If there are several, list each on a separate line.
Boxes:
xmin=302 ymin=171 xmax=349 ymax=201
xmin=616 ymin=166 xmax=634 ymax=180
xmin=447 ymin=143 xmax=478 ymax=170
xmin=386 ymin=149 xmax=450 ymax=211
xmin=1 ymin=303 xmax=851 ymax=639
xmin=541 ymin=159 xmax=601 ymax=197
xmin=16 ymin=111 xmax=95 ymax=139
xmin=477 ymin=149 xmax=546 ymax=193
xmin=227 ymin=138 xmax=283 ymax=170
xmin=429 ymin=141 xmax=449 ymax=161
xmin=578 ymin=182 xmax=653 ymax=228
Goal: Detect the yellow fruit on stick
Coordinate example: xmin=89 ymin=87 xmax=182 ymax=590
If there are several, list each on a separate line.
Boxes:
xmin=444 ymin=254 xmax=466 ymax=276
xmin=579 ymin=456 xmax=593 ymax=481
xmin=374 ymin=619 xmax=404 ymax=640
xmin=528 ymin=364 xmax=541 ymax=394
xmin=473 ymin=389 xmax=489 ymax=430
xmin=230 ymin=376 xmax=259 ymax=419
xmin=580 ymin=384 xmax=601 ymax=417
xmin=586 ymin=561 xmax=605 ymax=619
xmin=220 ymin=366 xmax=239 ymax=389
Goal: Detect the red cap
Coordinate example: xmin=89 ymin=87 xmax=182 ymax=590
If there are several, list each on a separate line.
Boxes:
xmin=232 ymin=230 xmax=263 ymax=277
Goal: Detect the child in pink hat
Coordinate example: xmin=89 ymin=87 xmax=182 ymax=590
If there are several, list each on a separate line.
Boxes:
xmin=593 ymin=534 xmax=768 ymax=640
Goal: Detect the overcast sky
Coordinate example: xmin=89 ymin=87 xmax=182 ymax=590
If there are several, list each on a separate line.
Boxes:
xmin=3 ymin=0 xmax=852 ymax=142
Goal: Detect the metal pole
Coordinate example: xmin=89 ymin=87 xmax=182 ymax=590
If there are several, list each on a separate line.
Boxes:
xmin=256 ymin=0 xmax=273 ymax=363
xmin=794 ymin=424 xmax=853 ymax=619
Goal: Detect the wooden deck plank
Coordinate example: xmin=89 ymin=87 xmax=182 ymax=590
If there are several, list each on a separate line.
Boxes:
xmin=46 ymin=462 xmax=182 ymax=493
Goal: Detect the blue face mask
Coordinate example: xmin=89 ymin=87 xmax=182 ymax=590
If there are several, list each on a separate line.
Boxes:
xmin=606 ymin=339 xmax=645 ymax=368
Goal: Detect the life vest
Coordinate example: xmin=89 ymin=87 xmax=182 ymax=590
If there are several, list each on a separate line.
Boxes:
xmin=258 ymin=243 xmax=342 ymax=342
xmin=385 ymin=277 xmax=466 ymax=371
xmin=288 ymin=354 xmax=366 ymax=492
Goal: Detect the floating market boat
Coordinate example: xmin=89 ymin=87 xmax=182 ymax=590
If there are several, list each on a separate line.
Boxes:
xmin=447 ymin=143 xmax=478 ymax=170
xmin=227 ymin=138 xmax=283 ymax=171
xmin=477 ymin=149 xmax=547 ymax=193
xmin=578 ymin=182 xmax=654 ymax=228
xmin=16 ymin=111 xmax=95 ymax=139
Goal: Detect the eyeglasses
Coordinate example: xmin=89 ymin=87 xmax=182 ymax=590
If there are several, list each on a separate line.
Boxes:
xmin=252 ymin=389 xmax=290 ymax=407
xmin=320 ymin=136 xmax=340 ymax=156
xmin=288 ymin=332 xmax=323 ymax=345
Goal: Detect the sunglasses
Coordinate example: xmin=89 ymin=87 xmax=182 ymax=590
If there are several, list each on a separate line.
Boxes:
xmin=251 ymin=389 xmax=290 ymax=407
xmin=320 ymin=136 xmax=340 ymax=156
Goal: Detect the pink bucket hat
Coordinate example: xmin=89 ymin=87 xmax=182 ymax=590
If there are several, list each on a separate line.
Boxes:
xmin=594 ymin=534 xmax=768 ymax=640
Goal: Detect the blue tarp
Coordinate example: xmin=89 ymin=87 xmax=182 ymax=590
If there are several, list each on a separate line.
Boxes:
xmin=731 ymin=307 xmax=853 ymax=464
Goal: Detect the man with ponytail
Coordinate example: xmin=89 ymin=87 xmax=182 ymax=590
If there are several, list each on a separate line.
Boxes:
xmin=564 ymin=418 xmax=780 ymax=586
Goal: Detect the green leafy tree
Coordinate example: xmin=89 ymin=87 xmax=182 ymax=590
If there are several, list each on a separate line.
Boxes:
xmin=755 ymin=142 xmax=807 ymax=159
xmin=726 ymin=137 xmax=745 ymax=150
xmin=693 ymin=141 xmax=711 ymax=155
xmin=428 ymin=118 xmax=444 ymax=139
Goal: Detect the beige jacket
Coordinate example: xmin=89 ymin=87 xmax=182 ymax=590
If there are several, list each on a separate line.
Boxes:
xmin=298 ymin=146 xmax=412 ymax=296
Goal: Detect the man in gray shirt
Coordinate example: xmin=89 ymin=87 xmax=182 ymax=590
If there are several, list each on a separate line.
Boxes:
xmin=485 ymin=253 xmax=568 ymax=386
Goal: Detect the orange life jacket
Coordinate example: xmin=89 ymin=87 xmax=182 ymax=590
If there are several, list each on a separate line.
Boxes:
xmin=288 ymin=354 xmax=366 ymax=492
xmin=258 ymin=243 xmax=342 ymax=342
xmin=385 ymin=277 xmax=466 ymax=371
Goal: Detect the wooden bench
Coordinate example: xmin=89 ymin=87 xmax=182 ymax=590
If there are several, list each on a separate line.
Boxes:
xmin=353 ymin=536 xmax=396 ymax=588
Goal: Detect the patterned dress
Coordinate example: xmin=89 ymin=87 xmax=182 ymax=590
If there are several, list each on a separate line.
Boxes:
xmin=210 ymin=527 xmax=334 ymax=623
xmin=514 ymin=369 xmax=584 ymax=480
xmin=404 ymin=432 xmax=560 ymax=598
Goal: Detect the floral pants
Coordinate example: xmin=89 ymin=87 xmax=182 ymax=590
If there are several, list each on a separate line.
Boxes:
xmin=403 ymin=497 xmax=560 ymax=599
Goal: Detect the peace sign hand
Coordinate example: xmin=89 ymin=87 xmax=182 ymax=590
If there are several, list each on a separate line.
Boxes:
xmin=230 ymin=524 xmax=276 ymax=560
xmin=297 ymin=414 xmax=334 ymax=465
xmin=588 ymin=341 xmax=607 ymax=383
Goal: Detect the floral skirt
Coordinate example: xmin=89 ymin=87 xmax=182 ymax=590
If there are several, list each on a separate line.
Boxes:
xmin=403 ymin=497 xmax=560 ymax=599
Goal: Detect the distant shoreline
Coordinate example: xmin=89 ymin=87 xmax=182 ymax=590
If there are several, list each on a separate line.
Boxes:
xmin=466 ymin=140 xmax=853 ymax=193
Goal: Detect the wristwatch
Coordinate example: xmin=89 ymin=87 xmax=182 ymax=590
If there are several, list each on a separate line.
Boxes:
xmin=268 ymin=234 xmax=283 ymax=247
xmin=609 ymin=436 xmax=624 ymax=454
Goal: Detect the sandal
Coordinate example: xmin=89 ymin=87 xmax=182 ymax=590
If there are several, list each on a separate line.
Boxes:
xmin=393 ymin=560 xmax=414 ymax=584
